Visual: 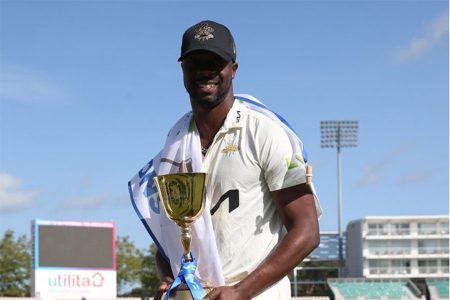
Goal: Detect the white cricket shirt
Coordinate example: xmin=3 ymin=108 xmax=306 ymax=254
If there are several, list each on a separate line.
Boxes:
xmin=201 ymin=99 xmax=307 ymax=286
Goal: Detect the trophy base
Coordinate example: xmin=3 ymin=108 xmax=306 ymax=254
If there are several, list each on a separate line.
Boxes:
xmin=162 ymin=283 xmax=213 ymax=300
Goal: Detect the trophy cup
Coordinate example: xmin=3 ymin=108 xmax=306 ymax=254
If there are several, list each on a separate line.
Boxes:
xmin=153 ymin=172 xmax=213 ymax=300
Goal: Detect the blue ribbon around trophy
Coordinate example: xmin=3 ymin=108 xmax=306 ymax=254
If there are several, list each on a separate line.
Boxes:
xmin=165 ymin=253 xmax=205 ymax=300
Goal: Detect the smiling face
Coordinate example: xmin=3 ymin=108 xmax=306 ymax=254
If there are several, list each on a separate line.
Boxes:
xmin=181 ymin=50 xmax=238 ymax=109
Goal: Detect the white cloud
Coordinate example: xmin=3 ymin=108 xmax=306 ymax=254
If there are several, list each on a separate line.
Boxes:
xmin=0 ymin=64 xmax=68 ymax=105
xmin=397 ymin=170 xmax=432 ymax=186
xmin=395 ymin=9 xmax=449 ymax=63
xmin=356 ymin=143 xmax=414 ymax=188
xmin=0 ymin=172 xmax=39 ymax=213
xmin=60 ymin=194 xmax=109 ymax=210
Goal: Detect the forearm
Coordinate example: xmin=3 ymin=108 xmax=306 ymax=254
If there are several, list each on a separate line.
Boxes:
xmin=234 ymin=226 xmax=319 ymax=298
xmin=155 ymin=250 xmax=174 ymax=282
xmin=235 ymin=185 xmax=320 ymax=299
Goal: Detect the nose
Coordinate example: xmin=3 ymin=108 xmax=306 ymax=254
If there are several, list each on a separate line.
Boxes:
xmin=195 ymin=69 xmax=217 ymax=79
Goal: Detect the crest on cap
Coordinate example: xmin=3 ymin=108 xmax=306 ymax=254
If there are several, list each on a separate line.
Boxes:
xmin=194 ymin=23 xmax=215 ymax=41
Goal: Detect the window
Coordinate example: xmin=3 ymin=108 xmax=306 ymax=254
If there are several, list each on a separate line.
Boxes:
xmin=368 ymin=260 xmax=389 ymax=274
xmin=418 ymin=222 xmax=438 ymax=235
xmin=368 ymin=240 xmax=389 ymax=255
xmin=442 ymin=239 xmax=449 ymax=254
xmin=418 ymin=260 xmax=438 ymax=274
xmin=391 ymin=240 xmax=411 ymax=255
xmin=368 ymin=223 xmax=388 ymax=235
xmin=440 ymin=259 xmax=449 ymax=273
xmin=391 ymin=260 xmax=411 ymax=274
xmin=418 ymin=240 xmax=438 ymax=254
xmin=418 ymin=239 xmax=448 ymax=254
xmin=440 ymin=222 xmax=449 ymax=234
xmin=391 ymin=223 xmax=410 ymax=235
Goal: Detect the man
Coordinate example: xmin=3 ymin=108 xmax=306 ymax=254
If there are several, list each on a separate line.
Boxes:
xmin=131 ymin=20 xmax=321 ymax=300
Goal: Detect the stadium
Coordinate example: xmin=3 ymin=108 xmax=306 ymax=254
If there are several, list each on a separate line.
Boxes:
xmin=291 ymin=215 xmax=449 ymax=300
xmin=1 ymin=215 xmax=447 ymax=300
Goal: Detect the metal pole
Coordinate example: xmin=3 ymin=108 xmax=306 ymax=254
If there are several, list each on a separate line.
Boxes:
xmin=293 ymin=268 xmax=298 ymax=297
xmin=337 ymin=145 xmax=344 ymax=277
xmin=321 ymin=120 xmax=358 ymax=278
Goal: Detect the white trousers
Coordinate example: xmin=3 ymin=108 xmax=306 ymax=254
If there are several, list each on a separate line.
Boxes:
xmin=252 ymin=276 xmax=291 ymax=300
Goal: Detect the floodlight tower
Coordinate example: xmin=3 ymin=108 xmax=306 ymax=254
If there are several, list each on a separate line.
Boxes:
xmin=320 ymin=120 xmax=358 ymax=277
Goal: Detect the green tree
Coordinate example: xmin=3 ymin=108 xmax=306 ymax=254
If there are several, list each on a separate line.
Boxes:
xmin=139 ymin=243 xmax=160 ymax=296
xmin=116 ymin=235 xmax=144 ymax=295
xmin=0 ymin=230 xmax=31 ymax=296
xmin=119 ymin=242 xmax=160 ymax=297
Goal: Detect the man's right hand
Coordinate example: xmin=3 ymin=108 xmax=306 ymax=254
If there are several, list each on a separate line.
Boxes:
xmin=154 ymin=250 xmax=174 ymax=300
xmin=153 ymin=277 xmax=173 ymax=300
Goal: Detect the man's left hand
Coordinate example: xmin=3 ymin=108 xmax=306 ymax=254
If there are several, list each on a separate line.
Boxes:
xmin=203 ymin=285 xmax=249 ymax=300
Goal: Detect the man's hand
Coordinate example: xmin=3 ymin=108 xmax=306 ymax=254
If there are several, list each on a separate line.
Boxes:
xmin=154 ymin=250 xmax=174 ymax=300
xmin=153 ymin=277 xmax=173 ymax=300
xmin=203 ymin=285 xmax=249 ymax=300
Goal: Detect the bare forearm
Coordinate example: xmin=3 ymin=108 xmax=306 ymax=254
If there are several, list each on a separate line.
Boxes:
xmin=156 ymin=250 xmax=174 ymax=282
xmin=235 ymin=185 xmax=320 ymax=299
xmin=235 ymin=226 xmax=319 ymax=298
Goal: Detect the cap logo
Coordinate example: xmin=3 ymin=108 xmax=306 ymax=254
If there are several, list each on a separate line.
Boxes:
xmin=194 ymin=23 xmax=215 ymax=41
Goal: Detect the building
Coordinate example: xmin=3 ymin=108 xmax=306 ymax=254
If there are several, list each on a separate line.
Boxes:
xmin=291 ymin=232 xmax=342 ymax=296
xmin=345 ymin=215 xmax=449 ymax=279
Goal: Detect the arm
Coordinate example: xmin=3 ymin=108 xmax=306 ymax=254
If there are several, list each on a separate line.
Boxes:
xmin=154 ymin=250 xmax=174 ymax=300
xmin=204 ymin=183 xmax=320 ymax=300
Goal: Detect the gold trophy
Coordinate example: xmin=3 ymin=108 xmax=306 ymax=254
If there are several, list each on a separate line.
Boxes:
xmin=153 ymin=172 xmax=213 ymax=300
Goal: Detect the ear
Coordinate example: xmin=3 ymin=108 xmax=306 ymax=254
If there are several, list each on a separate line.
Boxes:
xmin=232 ymin=62 xmax=238 ymax=78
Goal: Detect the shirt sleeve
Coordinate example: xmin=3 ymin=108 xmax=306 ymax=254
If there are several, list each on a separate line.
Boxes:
xmin=256 ymin=116 xmax=307 ymax=191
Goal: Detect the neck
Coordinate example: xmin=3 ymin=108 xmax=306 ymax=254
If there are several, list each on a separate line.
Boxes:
xmin=191 ymin=91 xmax=234 ymax=148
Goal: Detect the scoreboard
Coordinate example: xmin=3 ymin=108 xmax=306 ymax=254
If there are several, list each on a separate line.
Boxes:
xmin=31 ymin=220 xmax=116 ymax=299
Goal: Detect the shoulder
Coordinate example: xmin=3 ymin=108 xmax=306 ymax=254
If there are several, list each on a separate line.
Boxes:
xmin=236 ymin=101 xmax=289 ymax=140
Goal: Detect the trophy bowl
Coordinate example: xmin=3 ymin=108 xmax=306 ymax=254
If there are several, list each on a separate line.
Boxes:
xmin=154 ymin=172 xmax=206 ymax=226
xmin=153 ymin=172 xmax=212 ymax=300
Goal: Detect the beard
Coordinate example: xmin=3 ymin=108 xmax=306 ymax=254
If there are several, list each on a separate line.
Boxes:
xmin=191 ymin=88 xmax=228 ymax=109
xmin=186 ymin=77 xmax=231 ymax=110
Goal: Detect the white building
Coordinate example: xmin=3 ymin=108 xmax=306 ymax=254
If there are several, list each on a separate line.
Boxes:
xmin=345 ymin=215 xmax=449 ymax=279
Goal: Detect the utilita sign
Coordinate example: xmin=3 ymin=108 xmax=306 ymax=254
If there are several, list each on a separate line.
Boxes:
xmin=34 ymin=270 xmax=116 ymax=299
xmin=31 ymin=220 xmax=117 ymax=299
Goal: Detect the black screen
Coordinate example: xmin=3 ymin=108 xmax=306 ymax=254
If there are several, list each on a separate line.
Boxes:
xmin=38 ymin=225 xmax=114 ymax=269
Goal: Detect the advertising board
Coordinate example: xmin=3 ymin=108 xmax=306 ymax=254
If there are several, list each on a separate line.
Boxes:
xmin=32 ymin=220 xmax=116 ymax=299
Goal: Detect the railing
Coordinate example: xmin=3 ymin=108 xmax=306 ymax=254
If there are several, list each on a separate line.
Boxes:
xmin=368 ymin=267 xmax=390 ymax=275
xmin=366 ymin=229 xmax=411 ymax=236
xmin=418 ymin=247 xmax=449 ymax=254
xmin=368 ymin=267 xmax=411 ymax=275
xmin=367 ymin=248 xmax=411 ymax=255
xmin=390 ymin=267 xmax=411 ymax=275
xmin=418 ymin=266 xmax=439 ymax=274
xmin=418 ymin=227 xmax=449 ymax=235
xmin=418 ymin=228 xmax=438 ymax=235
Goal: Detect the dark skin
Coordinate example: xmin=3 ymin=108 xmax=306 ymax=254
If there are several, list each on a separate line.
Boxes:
xmin=154 ymin=50 xmax=320 ymax=300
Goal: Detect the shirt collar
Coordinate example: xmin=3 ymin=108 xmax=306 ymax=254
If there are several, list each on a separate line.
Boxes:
xmin=220 ymin=99 xmax=247 ymax=132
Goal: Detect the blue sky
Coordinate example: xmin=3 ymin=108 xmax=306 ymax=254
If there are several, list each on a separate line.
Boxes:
xmin=0 ymin=0 xmax=448 ymax=250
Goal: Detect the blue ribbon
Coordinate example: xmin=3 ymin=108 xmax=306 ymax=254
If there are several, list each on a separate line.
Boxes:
xmin=165 ymin=253 xmax=205 ymax=300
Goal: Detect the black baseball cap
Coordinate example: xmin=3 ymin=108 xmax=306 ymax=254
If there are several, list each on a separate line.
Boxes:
xmin=178 ymin=20 xmax=236 ymax=62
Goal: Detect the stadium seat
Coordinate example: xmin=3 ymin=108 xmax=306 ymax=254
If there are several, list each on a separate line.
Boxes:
xmin=328 ymin=278 xmax=422 ymax=299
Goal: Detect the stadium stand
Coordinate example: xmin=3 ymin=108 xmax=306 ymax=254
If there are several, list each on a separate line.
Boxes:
xmin=327 ymin=278 xmax=424 ymax=300
xmin=426 ymin=278 xmax=449 ymax=300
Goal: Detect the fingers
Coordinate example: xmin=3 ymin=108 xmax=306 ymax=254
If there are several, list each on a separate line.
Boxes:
xmin=153 ymin=291 xmax=164 ymax=300
xmin=158 ymin=281 xmax=170 ymax=292
xmin=203 ymin=288 xmax=219 ymax=300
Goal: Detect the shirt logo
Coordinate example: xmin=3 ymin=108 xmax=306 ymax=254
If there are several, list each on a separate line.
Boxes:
xmin=222 ymin=143 xmax=239 ymax=156
xmin=195 ymin=23 xmax=215 ymax=41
